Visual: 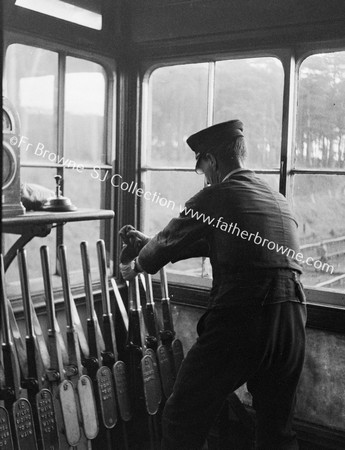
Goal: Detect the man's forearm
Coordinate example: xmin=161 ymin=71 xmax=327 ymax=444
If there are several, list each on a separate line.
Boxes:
xmin=138 ymin=237 xmax=209 ymax=274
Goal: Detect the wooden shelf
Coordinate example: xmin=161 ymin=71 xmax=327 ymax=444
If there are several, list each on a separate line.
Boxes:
xmin=2 ymin=209 xmax=114 ymax=270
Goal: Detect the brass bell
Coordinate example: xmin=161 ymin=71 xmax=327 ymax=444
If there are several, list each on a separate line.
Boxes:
xmin=42 ymin=175 xmax=77 ymax=212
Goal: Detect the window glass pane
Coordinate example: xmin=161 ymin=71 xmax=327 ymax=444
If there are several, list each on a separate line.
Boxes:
xmin=64 ymin=57 xmax=106 ymax=165
xmin=295 ymin=51 xmax=345 ymax=169
xmin=292 ymin=174 xmax=345 ymax=291
xmin=168 ymin=258 xmax=212 ymax=279
xmin=141 ymin=171 xmax=205 ymax=236
xmin=63 ymin=168 xmax=102 ymax=209
xmin=16 ymin=0 xmax=102 ymax=30
xmin=63 ymin=221 xmax=101 ymax=273
xmin=3 ymin=44 xmax=58 ymax=164
xmin=63 ymin=168 xmax=102 ymax=272
xmin=21 ymin=167 xmax=57 ymax=193
xmin=4 ymin=232 xmax=57 ymax=286
xmin=214 ymin=57 xmax=284 ymax=169
xmin=3 ymin=49 xmax=107 ymax=291
xmin=146 ymin=64 xmax=209 ymax=168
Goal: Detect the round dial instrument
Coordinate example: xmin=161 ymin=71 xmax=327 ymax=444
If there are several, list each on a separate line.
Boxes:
xmin=3 ymin=110 xmax=13 ymax=132
xmin=2 ymin=140 xmax=18 ymax=189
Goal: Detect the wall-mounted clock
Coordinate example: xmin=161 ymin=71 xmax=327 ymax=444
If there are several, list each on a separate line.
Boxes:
xmin=2 ymin=97 xmax=25 ymax=216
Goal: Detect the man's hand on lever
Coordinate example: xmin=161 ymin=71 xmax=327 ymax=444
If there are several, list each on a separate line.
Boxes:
xmin=119 ymin=225 xmax=149 ymax=280
xmin=119 ymin=257 xmax=143 ymax=281
xmin=119 ymin=225 xmax=150 ymax=251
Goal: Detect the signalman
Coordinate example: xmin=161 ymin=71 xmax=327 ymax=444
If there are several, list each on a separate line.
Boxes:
xmin=120 ymin=120 xmax=307 ymax=450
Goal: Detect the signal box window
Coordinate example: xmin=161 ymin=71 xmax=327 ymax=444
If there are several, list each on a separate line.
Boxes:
xmin=142 ymin=57 xmax=284 ymax=279
xmin=294 ymin=51 xmax=345 ymax=292
xmin=3 ymin=44 xmax=108 ymax=286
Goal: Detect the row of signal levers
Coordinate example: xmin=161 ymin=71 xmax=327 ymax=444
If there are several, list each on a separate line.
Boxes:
xmin=0 ymin=240 xmax=184 ymax=450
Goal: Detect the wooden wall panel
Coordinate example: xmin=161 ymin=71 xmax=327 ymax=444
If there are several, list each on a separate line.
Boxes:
xmin=172 ymin=302 xmax=345 ymax=442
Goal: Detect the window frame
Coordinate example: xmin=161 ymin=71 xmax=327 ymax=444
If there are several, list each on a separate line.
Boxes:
xmin=138 ymin=44 xmax=345 ymax=308
xmin=290 ymin=47 xmax=345 ymax=303
xmin=2 ymin=30 xmax=117 ymax=299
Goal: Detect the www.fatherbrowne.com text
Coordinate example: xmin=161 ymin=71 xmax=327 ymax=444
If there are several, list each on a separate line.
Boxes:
xmin=179 ymin=204 xmax=334 ymax=274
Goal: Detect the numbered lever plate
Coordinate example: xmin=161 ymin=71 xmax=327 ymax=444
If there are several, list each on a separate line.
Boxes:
xmin=157 ymin=345 xmax=174 ymax=399
xmin=141 ymin=355 xmax=160 ymax=416
xmin=113 ymin=361 xmax=132 ymax=422
xmin=77 ymin=375 xmax=99 ymax=440
xmin=96 ymin=366 xmax=117 ymax=429
xmin=0 ymin=406 xmax=14 ymax=450
xmin=58 ymin=380 xmax=81 ymax=447
xmin=12 ymin=398 xmax=38 ymax=450
xmin=145 ymin=348 xmax=162 ymax=405
xmin=36 ymin=389 xmax=59 ymax=450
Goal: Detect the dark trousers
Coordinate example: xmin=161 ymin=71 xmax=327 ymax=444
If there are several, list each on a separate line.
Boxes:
xmin=161 ymin=301 xmax=307 ymax=450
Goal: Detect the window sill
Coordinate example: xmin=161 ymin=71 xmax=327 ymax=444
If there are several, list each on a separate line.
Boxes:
xmin=153 ymin=271 xmax=345 ymax=307
xmin=152 ymin=272 xmax=345 ymax=334
xmin=6 ymin=268 xmax=345 ymax=334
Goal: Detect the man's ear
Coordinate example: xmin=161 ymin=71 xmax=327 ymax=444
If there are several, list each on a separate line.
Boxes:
xmin=207 ymin=153 xmax=218 ymax=170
